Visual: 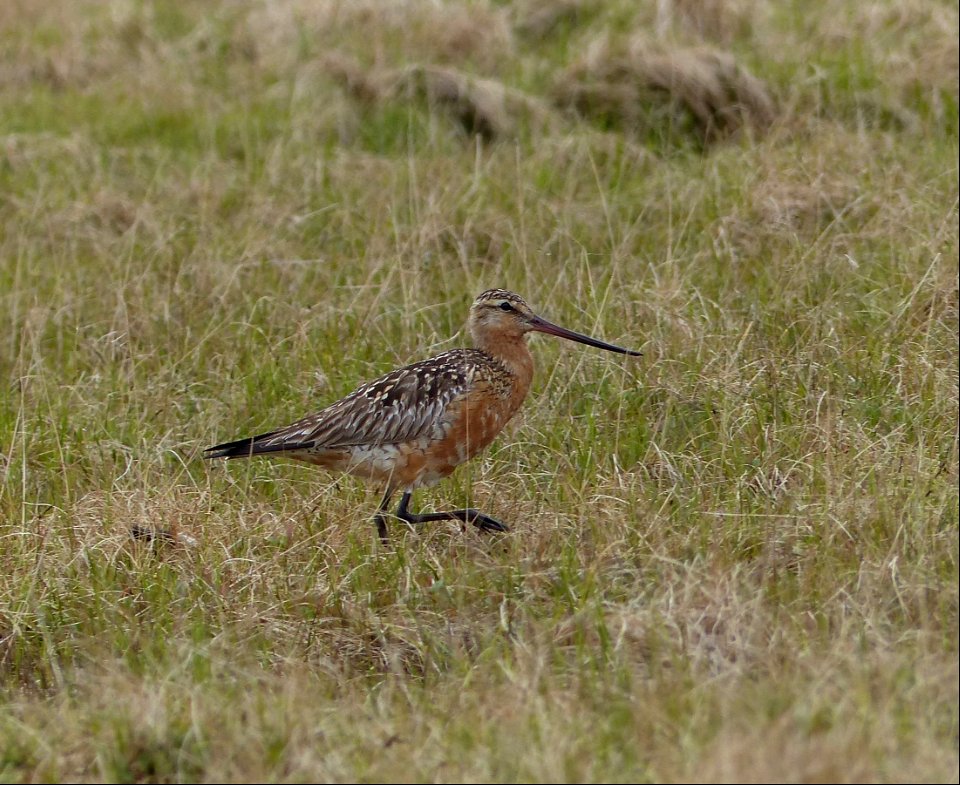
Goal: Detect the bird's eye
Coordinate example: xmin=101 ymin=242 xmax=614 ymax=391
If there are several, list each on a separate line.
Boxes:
xmin=498 ymin=301 xmax=514 ymax=312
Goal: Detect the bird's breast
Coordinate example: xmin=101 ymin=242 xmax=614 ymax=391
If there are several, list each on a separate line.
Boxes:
xmin=426 ymin=381 xmax=526 ymax=466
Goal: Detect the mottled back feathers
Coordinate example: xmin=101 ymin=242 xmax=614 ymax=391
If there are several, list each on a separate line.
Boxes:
xmin=204 ymin=349 xmax=510 ymax=459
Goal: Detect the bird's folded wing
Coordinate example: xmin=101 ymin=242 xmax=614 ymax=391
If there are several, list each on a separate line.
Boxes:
xmin=252 ymin=352 xmax=481 ymax=452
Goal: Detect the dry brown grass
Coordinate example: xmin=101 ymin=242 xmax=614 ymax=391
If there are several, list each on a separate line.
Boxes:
xmin=325 ymin=55 xmax=560 ymax=141
xmin=0 ymin=0 xmax=957 ymax=782
xmin=248 ymin=0 xmax=515 ymax=74
xmin=554 ymin=33 xmax=777 ymax=145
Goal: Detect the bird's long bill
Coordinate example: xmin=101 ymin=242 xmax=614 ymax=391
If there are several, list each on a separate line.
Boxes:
xmin=528 ymin=315 xmax=642 ymax=356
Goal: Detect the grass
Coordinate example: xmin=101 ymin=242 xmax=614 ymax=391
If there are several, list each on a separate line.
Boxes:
xmin=0 ymin=0 xmax=957 ymax=781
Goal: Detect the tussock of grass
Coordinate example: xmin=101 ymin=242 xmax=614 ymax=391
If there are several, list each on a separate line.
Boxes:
xmin=325 ymin=55 xmax=559 ymax=141
xmin=554 ymin=34 xmax=777 ymax=147
xmin=0 ymin=0 xmax=958 ymax=782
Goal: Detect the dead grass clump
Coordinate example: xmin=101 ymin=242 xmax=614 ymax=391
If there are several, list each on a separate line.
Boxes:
xmin=554 ymin=34 xmax=777 ymax=146
xmin=325 ymin=55 xmax=558 ymax=141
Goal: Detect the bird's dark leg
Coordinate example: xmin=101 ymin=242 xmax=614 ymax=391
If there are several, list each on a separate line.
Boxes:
xmin=395 ymin=491 xmax=509 ymax=534
xmin=373 ymin=487 xmax=393 ymax=543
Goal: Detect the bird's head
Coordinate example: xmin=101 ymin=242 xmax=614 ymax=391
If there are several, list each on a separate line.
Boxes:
xmin=468 ymin=289 xmax=642 ymax=356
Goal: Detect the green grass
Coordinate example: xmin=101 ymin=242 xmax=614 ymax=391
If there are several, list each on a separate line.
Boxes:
xmin=1 ymin=0 xmax=957 ymax=781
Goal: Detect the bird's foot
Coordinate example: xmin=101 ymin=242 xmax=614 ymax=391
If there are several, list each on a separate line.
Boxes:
xmin=392 ymin=502 xmax=510 ymax=535
xmin=453 ymin=509 xmax=509 ymax=534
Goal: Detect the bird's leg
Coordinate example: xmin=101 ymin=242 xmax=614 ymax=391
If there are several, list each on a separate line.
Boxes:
xmin=395 ymin=491 xmax=509 ymax=534
xmin=373 ymin=487 xmax=393 ymax=543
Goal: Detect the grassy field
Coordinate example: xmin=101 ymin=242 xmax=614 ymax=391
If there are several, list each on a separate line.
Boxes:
xmin=0 ymin=0 xmax=957 ymax=781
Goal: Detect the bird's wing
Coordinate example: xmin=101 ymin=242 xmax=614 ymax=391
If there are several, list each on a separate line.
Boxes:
xmin=207 ymin=351 xmax=485 ymax=458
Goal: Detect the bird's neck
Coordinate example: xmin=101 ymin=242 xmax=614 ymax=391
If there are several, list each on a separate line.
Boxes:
xmin=475 ymin=334 xmax=534 ymax=390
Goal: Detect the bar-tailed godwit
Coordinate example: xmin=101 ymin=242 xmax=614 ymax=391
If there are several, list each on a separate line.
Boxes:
xmin=205 ymin=289 xmax=640 ymax=541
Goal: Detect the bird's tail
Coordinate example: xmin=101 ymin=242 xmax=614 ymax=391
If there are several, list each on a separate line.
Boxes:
xmin=204 ymin=431 xmax=292 ymax=459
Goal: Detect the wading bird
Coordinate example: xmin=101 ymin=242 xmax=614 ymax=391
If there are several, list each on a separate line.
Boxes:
xmin=205 ymin=289 xmax=640 ymax=542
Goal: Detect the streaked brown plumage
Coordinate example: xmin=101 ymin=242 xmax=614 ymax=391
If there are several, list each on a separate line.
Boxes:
xmin=205 ymin=289 xmax=641 ymax=541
